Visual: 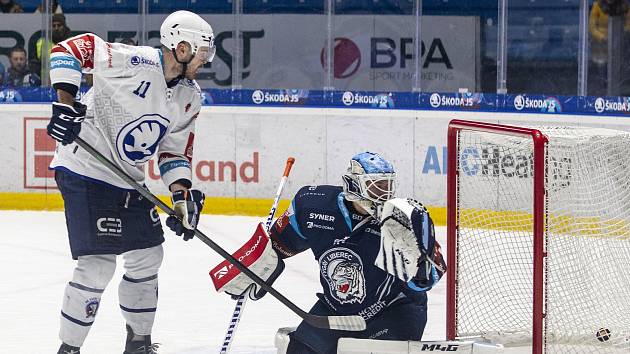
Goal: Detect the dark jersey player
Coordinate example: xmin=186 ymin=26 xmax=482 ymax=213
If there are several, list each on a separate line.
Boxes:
xmin=213 ymin=152 xmax=446 ymax=354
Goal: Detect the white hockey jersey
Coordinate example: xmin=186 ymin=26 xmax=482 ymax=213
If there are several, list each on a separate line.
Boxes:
xmin=49 ymin=33 xmax=200 ymax=189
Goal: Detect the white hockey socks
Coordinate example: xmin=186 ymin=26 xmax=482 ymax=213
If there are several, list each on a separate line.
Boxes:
xmin=59 ymin=255 xmax=117 ymax=347
xmin=118 ymin=245 xmax=163 ymax=336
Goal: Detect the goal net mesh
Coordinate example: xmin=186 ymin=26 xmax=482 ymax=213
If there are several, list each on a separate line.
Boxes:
xmin=453 ymin=126 xmax=630 ymax=353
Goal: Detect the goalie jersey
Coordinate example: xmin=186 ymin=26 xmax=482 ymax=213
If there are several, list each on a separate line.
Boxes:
xmin=48 ymin=33 xmax=200 ymax=189
xmin=270 ymin=185 xmax=428 ymax=321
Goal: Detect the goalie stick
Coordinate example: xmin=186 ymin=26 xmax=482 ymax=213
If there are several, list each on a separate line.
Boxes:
xmin=219 ymin=157 xmax=295 ymax=354
xmin=74 ymin=137 xmax=366 ymax=332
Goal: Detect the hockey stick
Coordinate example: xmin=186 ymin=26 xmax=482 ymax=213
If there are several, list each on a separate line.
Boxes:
xmin=74 ymin=137 xmax=366 ymax=332
xmin=219 ymin=157 xmax=295 ymax=354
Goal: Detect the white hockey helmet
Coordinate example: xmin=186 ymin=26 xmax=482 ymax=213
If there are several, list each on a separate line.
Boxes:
xmin=342 ymin=152 xmax=396 ymax=216
xmin=160 ymin=10 xmax=216 ymax=62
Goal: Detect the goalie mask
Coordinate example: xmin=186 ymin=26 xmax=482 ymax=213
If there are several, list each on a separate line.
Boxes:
xmin=342 ymin=152 xmax=396 ymax=217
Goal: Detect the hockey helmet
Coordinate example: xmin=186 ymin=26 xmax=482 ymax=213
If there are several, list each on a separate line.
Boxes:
xmin=160 ymin=10 xmax=216 ymax=63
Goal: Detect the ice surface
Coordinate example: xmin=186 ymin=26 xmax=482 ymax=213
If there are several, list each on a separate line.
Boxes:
xmin=0 ymin=211 xmax=446 ymax=353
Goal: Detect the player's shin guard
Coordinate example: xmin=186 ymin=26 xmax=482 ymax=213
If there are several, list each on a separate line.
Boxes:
xmin=119 ymin=245 xmax=163 ymax=336
xmin=60 ymin=255 xmax=117 ymax=347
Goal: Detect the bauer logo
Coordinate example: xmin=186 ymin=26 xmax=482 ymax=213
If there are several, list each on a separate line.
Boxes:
xmin=251 ymin=90 xmax=299 ymax=104
xmin=116 ymin=114 xmax=170 ymax=165
xmin=513 ymin=95 xmax=562 ymax=113
xmin=593 ymin=97 xmax=630 ymax=113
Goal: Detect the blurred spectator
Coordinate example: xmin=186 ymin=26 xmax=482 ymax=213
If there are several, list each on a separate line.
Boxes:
xmin=589 ymin=0 xmax=630 ymax=64
xmin=0 ymin=61 xmax=5 ymax=85
xmin=0 ymin=0 xmax=23 ymax=13
xmin=120 ymin=38 xmax=137 ymax=46
xmin=30 ymin=13 xmax=71 ymax=84
xmin=35 ymin=0 xmax=62 ymax=13
xmin=2 ymin=46 xmax=40 ymax=87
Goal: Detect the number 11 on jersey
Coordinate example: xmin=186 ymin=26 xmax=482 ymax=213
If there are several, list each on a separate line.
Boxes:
xmin=133 ymin=81 xmax=151 ymax=98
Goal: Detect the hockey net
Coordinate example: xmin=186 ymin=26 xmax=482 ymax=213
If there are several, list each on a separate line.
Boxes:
xmin=446 ymin=120 xmax=630 ymax=354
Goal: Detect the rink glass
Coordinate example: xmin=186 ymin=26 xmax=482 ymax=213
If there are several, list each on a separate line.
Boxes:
xmin=0 ymin=0 xmax=624 ymax=95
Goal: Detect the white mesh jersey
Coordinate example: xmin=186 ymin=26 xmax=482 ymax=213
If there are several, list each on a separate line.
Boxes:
xmin=48 ymin=33 xmax=200 ymax=189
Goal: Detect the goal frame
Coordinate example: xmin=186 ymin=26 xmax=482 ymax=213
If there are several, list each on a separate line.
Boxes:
xmin=446 ymin=119 xmax=549 ymax=354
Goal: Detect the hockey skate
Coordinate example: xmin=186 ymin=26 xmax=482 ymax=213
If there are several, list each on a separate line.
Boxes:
xmin=57 ymin=343 xmax=80 ymax=354
xmin=123 ymin=325 xmax=160 ymax=354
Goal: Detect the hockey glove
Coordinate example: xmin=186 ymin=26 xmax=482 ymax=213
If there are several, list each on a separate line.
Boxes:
xmin=210 ymin=222 xmax=285 ymax=301
xmin=376 ymin=198 xmax=446 ymax=290
xmin=47 ymin=101 xmax=87 ymax=145
xmin=166 ymin=189 xmax=205 ymax=240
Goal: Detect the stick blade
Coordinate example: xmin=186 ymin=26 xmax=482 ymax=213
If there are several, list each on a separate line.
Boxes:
xmin=304 ymin=314 xmax=366 ymax=331
xmin=328 ymin=315 xmax=366 ymax=331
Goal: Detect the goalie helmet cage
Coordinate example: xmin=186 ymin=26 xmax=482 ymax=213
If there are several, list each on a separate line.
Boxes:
xmin=446 ymin=119 xmax=630 ymax=354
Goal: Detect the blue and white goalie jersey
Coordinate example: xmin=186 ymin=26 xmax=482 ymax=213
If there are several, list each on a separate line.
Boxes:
xmin=269 ymin=185 xmax=431 ymax=321
xmin=48 ymin=33 xmax=200 ymax=189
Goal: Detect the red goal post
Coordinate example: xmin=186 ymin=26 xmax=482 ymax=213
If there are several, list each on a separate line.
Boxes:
xmin=446 ymin=119 xmax=548 ymax=354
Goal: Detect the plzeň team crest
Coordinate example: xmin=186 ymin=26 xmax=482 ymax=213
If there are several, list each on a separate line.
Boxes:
xmin=116 ymin=114 xmax=170 ymax=165
xmin=319 ymin=247 xmax=366 ymax=305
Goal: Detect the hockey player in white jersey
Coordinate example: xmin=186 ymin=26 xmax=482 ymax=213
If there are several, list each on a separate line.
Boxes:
xmin=47 ymin=11 xmax=215 ymax=354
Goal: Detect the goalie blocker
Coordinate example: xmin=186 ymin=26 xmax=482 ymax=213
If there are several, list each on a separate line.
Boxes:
xmin=210 ymin=222 xmax=284 ymax=300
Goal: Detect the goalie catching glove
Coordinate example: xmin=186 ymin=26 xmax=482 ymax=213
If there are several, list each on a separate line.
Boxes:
xmin=376 ymin=198 xmax=446 ymax=291
xmin=210 ymin=222 xmax=285 ymax=300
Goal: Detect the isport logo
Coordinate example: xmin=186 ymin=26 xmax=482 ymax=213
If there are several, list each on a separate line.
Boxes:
xmin=513 ymin=95 xmax=562 ymax=113
xmin=251 ymin=89 xmax=302 ymax=104
xmin=341 ymin=91 xmax=394 ymax=108
xmin=594 ymin=97 xmax=630 ymax=113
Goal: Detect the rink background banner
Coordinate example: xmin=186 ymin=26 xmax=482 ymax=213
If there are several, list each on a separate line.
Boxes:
xmin=0 ymin=14 xmax=479 ymax=92
xmin=4 ymin=104 xmax=630 ymax=221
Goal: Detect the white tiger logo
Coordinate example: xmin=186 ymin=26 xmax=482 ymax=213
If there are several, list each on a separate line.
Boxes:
xmin=320 ymin=247 xmax=366 ymax=305
xmin=330 ymin=261 xmax=365 ymax=304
